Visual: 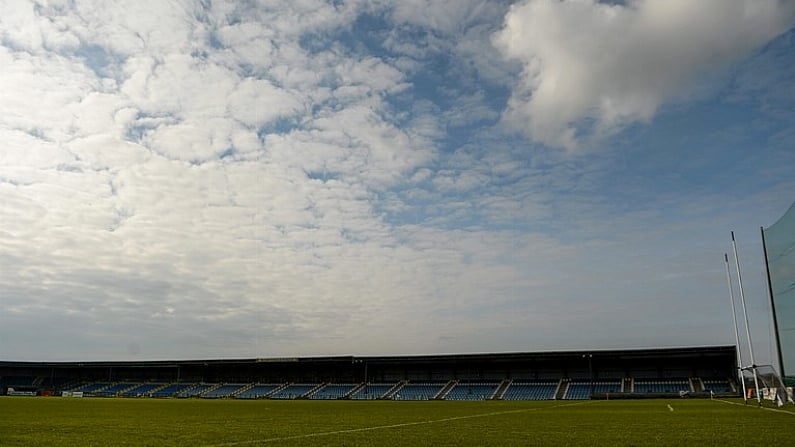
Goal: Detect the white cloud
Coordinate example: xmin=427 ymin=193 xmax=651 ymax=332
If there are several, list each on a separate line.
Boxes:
xmin=227 ymin=78 xmax=304 ymax=127
xmin=69 ymin=0 xmax=206 ymax=56
xmin=0 ymin=0 xmax=81 ymax=53
xmin=389 ymin=0 xmax=500 ymax=35
xmin=0 ymin=0 xmax=790 ymax=362
xmin=0 ymin=0 xmax=448 ymax=360
xmin=0 ymin=46 xmax=100 ymax=141
xmin=494 ymin=0 xmax=795 ymax=149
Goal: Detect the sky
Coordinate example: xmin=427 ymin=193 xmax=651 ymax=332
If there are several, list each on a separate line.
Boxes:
xmin=1 ymin=0 xmax=794 ymax=363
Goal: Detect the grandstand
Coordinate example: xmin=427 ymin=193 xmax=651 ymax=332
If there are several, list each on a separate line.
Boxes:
xmin=444 ymin=382 xmax=501 ymax=400
xmin=234 ymin=384 xmax=281 ymax=399
xmin=0 ymin=346 xmax=739 ymax=400
xmin=563 ymin=380 xmax=622 ymax=400
xmin=392 ymin=382 xmax=447 ymax=400
xmin=633 ymin=379 xmax=692 ymax=394
xmin=501 ymin=381 xmax=558 ymax=400
xmin=269 ymin=384 xmax=319 ymax=399
xmin=349 ymin=383 xmax=394 ymax=400
xmin=309 ymin=383 xmax=358 ymax=400
xmin=201 ymin=383 xmax=248 ymax=398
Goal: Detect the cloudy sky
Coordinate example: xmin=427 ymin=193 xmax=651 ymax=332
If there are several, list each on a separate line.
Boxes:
xmin=1 ymin=0 xmax=794 ymax=363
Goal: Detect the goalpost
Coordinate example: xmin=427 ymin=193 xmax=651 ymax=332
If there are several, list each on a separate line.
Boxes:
xmin=726 ymin=200 xmax=795 ymax=407
xmin=750 ymin=364 xmax=792 ymax=407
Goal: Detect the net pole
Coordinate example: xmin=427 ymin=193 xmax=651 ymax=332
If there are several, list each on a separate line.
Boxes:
xmin=725 ymin=253 xmax=748 ymax=403
xmin=731 ymin=231 xmax=762 ymax=405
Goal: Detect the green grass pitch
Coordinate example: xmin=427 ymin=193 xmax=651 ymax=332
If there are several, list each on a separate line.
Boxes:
xmin=1 ymin=397 xmax=793 ymax=446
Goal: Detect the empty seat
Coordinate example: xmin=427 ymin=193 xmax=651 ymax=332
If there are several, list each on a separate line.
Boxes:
xmin=202 ymin=384 xmax=247 ymax=398
xmin=350 ymin=384 xmax=393 ymax=400
xmin=309 ymin=384 xmax=356 ymax=400
xmin=269 ymin=384 xmax=317 ymax=399
xmin=151 ymin=383 xmax=193 ymax=398
xmin=563 ymin=381 xmax=621 ymax=400
xmin=501 ymin=382 xmax=557 ymax=400
xmin=235 ymin=384 xmax=281 ymax=399
xmin=634 ymin=379 xmax=690 ymax=393
xmin=444 ymin=383 xmax=500 ymax=401
xmin=392 ymin=383 xmax=445 ymax=400
xmin=120 ymin=383 xmax=162 ymax=397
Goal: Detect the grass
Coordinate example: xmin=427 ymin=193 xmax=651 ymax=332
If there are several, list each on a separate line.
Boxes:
xmin=1 ymin=397 xmax=794 ymax=446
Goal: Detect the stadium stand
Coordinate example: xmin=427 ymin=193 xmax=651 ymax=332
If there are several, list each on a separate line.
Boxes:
xmin=392 ymin=382 xmax=446 ymax=400
xmin=67 ymin=382 xmax=113 ymax=394
xmin=309 ymin=384 xmax=357 ymax=400
xmin=269 ymin=384 xmax=319 ymax=399
xmin=0 ymin=346 xmax=740 ymax=399
xmin=54 ymin=377 xmax=732 ymax=400
xmin=633 ymin=379 xmax=692 ymax=393
xmin=501 ymin=381 xmax=558 ymax=400
xmin=349 ymin=383 xmax=394 ymax=400
xmin=702 ymin=379 xmax=733 ymax=393
xmin=120 ymin=383 xmax=162 ymax=397
xmin=563 ymin=381 xmax=622 ymax=400
xmin=177 ymin=384 xmax=215 ymax=398
xmin=95 ymin=383 xmax=138 ymax=397
xmin=235 ymin=384 xmax=281 ymax=399
xmin=151 ymin=383 xmax=193 ymax=398
xmin=0 ymin=376 xmax=36 ymax=388
xmin=444 ymin=382 xmax=500 ymax=400
xmin=201 ymin=383 xmax=247 ymax=398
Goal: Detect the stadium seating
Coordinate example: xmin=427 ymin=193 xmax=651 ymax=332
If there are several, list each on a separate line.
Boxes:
xmin=349 ymin=383 xmax=394 ymax=400
xmin=120 ymin=383 xmax=163 ymax=397
xmin=309 ymin=384 xmax=357 ymax=400
xmin=48 ymin=375 xmax=736 ymax=400
xmin=443 ymin=382 xmax=500 ymax=400
xmin=151 ymin=383 xmax=193 ymax=398
xmin=269 ymin=384 xmax=318 ymax=399
xmin=391 ymin=382 xmax=445 ymax=400
xmin=235 ymin=384 xmax=282 ymax=399
xmin=633 ymin=379 xmax=691 ymax=393
xmin=702 ymin=379 xmax=732 ymax=393
xmin=66 ymin=382 xmax=112 ymax=393
xmin=501 ymin=381 xmax=558 ymax=400
xmin=95 ymin=383 xmax=138 ymax=397
xmin=0 ymin=376 xmax=37 ymax=387
xmin=177 ymin=384 xmax=215 ymax=398
xmin=563 ymin=381 xmax=622 ymax=400
xmin=201 ymin=383 xmax=247 ymax=398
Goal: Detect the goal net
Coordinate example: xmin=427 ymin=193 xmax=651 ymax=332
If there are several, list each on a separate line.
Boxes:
xmin=747 ymin=364 xmax=792 ymax=406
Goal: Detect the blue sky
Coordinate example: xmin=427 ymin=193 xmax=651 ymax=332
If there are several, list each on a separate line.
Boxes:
xmin=1 ymin=0 xmax=794 ymax=362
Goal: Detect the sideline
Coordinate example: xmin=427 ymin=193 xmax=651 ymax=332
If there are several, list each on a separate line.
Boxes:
xmin=713 ymin=398 xmax=795 ymax=416
xmin=205 ymin=400 xmax=597 ymax=446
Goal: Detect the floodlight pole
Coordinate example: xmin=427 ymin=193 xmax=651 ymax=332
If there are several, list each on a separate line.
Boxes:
xmin=588 ymin=354 xmax=593 ymax=398
xmin=724 ymin=253 xmax=748 ymax=404
xmin=582 ymin=353 xmax=593 ymax=398
xmin=731 ymin=231 xmax=762 ymax=405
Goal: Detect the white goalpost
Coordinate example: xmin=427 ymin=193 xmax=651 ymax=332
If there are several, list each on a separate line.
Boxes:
xmin=726 ymin=229 xmax=792 ymax=407
xmin=750 ymin=364 xmax=792 ymax=407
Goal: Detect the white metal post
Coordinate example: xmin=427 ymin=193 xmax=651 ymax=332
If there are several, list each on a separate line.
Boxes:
xmin=731 ymin=231 xmax=762 ymax=405
xmin=725 ymin=253 xmax=748 ymax=403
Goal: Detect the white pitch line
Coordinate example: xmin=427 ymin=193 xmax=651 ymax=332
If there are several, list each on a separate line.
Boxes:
xmin=714 ymin=398 xmax=795 ymax=415
xmin=205 ymin=401 xmax=596 ymax=447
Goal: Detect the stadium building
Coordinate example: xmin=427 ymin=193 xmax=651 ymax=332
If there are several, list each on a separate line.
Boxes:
xmin=1 ymin=345 xmax=738 ymax=400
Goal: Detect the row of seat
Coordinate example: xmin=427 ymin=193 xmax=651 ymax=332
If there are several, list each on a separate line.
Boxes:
xmin=63 ymin=377 xmax=733 ymax=400
xmin=563 ymin=382 xmax=622 ymax=400
xmin=633 ymin=380 xmax=691 ymax=394
xmin=702 ymin=380 xmax=733 ymax=393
